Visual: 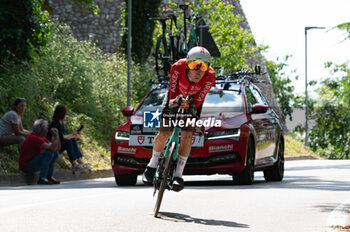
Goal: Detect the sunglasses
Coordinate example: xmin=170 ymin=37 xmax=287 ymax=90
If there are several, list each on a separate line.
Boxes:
xmin=187 ymin=60 xmax=209 ymax=72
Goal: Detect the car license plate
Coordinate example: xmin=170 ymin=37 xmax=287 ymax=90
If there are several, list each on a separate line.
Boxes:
xmin=129 ymin=134 xmax=204 ymax=147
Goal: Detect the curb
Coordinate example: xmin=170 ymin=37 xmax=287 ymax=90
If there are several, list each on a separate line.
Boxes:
xmin=284 ymin=155 xmax=322 ymax=161
xmin=0 ymin=169 xmax=114 ymax=187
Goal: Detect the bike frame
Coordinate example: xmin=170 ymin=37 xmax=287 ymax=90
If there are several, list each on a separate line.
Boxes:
xmin=179 ymin=4 xmax=200 ymax=53
xmin=150 ymin=15 xmax=178 ymax=76
xmin=187 ymin=14 xmax=199 ymax=49
xmin=154 ymin=126 xmax=180 ymax=184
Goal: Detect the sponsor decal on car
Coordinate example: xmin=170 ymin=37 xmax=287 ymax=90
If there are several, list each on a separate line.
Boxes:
xmin=130 ymin=125 xmax=142 ymax=134
xmin=209 ymin=144 xmax=234 ymax=153
xmin=137 ymin=135 xmax=145 ymax=144
xmin=117 ymin=146 xmax=137 ymax=154
xmin=129 ymin=134 xmax=204 ymax=147
xmin=129 ymin=135 xmax=155 ymax=146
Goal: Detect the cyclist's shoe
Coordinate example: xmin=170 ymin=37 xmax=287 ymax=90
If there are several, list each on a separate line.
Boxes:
xmin=172 ymin=177 xmax=184 ymax=192
xmin=142 ymin=166 xmax=156 ymax=185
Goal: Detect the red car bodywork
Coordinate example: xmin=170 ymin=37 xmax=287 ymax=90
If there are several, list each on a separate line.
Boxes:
xmin=111 ymin=83 xmax=284 ymax=185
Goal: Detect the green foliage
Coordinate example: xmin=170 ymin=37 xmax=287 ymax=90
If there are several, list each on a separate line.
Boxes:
xmin=193 ymin=0 xmax=259 ymax=72
xmin=0 ymin=0 xmax=51 ymax=63
xmin=165 ymin=0 xmax=259 ymax=72
xmin=309 ymin=62 xmax=350 ymax=159
xmin=70 ymin=0 xmax=99 ymax=14
xmin=334 ymin=22 xmax=350 ymax=42
xmin=121 ymin=0 xmax=162 ymax=64
xmin=0 ymin=21 xmax=128 ymax=144
xmin=0 ymin=20 xmax=156 ymax=171
xmin=131 ymin=64 xmax=156 ymax=106
xmin=264 ymin=55 xmax=303 ymax=120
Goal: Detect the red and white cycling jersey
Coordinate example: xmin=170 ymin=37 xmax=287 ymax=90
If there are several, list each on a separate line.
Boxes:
xmin=169 ymin=59 xmax=216 ymax=109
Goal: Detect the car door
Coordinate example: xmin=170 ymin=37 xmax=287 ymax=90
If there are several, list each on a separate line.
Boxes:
xmin=244 ymin=86 xmax=267 ymax=163
xmin=250 ymin=86 xmax=278 ymax=162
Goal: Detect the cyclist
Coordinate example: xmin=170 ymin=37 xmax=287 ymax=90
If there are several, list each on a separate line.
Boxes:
xmin=142 ymin=46 xmax=216 ymax=191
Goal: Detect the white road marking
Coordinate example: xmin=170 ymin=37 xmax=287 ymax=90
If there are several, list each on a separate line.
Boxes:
xmin=326 ymin=199 xmax=350 ymax=232
xmin=0 ymin=191 xmax=122 ymax=215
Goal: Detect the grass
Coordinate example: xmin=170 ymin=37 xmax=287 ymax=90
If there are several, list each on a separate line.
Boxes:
xmin=0 ymin=134 xmax=111 ymax=174
xmin=284 ymin=135 xmax=322 ymax=159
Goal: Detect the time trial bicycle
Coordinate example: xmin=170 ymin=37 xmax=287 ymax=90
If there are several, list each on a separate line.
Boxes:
xmin=153 ymin=103 xmax=202 ymax=217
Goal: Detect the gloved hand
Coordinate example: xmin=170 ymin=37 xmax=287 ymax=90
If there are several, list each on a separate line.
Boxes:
xmin=168 ymin=94 xmax=184 ymax=110
xmin=176 ymin=94 xmax=184 ymax=106
xmin=188 ymin=97 xmax=195 ymax=110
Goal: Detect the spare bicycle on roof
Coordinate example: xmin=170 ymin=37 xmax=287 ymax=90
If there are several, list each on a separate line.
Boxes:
xmin=148 ymin=4 xmax=220 ymax=79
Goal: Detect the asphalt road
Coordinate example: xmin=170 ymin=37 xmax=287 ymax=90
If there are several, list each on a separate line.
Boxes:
xmin=1 ymin=160 xmax=350 ymax=232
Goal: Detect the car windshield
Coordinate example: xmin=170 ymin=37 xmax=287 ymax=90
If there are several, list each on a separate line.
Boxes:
xmin=135 ymin=87 xmax=244 ymax=114
xmin=135 ymin=89 xmax=167 ymax=114
xmin=202 ymin=89 xmax=244 ymax=113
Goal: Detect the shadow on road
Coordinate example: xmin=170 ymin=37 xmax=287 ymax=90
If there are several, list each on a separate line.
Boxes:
xmin=157 ymin=211 xmax=249 ymax=229
xmin=183 ymin=175 xmax=350 ymax=192
xmin=4 ymin=160 xmax=350 ymax=192
xmin=314 ymin=203 xmax=350 ymax=213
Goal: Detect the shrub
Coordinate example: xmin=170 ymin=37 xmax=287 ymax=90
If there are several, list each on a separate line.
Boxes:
xmin=0 ymin=21 xmax=156 ymax=170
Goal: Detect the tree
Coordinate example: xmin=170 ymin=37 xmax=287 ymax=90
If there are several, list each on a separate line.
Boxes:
xmin=121 ymin=0 xmax=162 ymax=64
xmin=334 ymin=22 xmax=350 ymax=42
xmin=0 ymin=0 xmax=51 ymax=63
xmin=264 ymin=55 xmax=303 ymax=120
xmin=0 ymin=0 xmax=99 ymax=64
xmin=192 ymin=0 xmax=259 ymax=72
xmin=309 ymin=62 xmax=350 ymax=159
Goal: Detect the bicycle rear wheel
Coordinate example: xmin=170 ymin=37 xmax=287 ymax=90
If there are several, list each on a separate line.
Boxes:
xmin=154 ymin=141 xmax=176 ymax=217
xmin=155 ymin=35 xmax=170 ymax=76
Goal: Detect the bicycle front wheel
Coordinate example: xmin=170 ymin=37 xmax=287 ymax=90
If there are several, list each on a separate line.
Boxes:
xmin=154 ymin=141 xmax=176 ymax=217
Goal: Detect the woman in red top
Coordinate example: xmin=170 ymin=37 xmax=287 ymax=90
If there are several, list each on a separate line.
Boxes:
xmin=142 ymin=47 xmax=216 ymax=190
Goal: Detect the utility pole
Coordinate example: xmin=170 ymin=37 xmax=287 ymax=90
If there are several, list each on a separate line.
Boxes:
xmin=127 ymin=0 xmax=132 ymax=106
xmin=304 ymin=26 xmax=325 ymax=146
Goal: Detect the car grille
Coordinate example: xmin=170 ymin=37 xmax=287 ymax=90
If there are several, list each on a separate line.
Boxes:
xmin=114 ymin=154 xmax=148 ymax=168
xmin=114 ymin=152 xmax=242 ymax=169
xmin=187 ymin=152 xmax=242 ymax=167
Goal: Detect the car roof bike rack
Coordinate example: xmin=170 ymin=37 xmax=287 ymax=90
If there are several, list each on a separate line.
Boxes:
xmin=214 ymin=64 xmax=270 ymax=87
xmin=149 ymin=75 xmax=170 ymax=88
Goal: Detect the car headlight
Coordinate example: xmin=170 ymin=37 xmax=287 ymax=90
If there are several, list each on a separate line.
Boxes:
xmin=206 ymin=129 xmax=240 ymax=141
xmin=115 ymin=131 xmax=130 ymax=143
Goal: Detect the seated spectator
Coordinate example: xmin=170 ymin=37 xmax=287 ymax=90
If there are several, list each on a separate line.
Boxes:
xmin=19 ymin=119 xmax=61 ymax=185
xmin=0 ymin=98 xmax=31 ymax=151
xmin=47 ymin=105 xmax=92 ymax=170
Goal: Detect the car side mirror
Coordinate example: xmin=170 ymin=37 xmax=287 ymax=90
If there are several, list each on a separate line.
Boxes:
xmin=251 ymin=104 xmax=268 ymax=114
xmin=121 ymin=106 xmax=134 ymax=117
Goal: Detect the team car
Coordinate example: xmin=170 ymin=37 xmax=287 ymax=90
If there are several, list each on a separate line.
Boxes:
xmin=111 ymin=71 xmax=284 ymax=186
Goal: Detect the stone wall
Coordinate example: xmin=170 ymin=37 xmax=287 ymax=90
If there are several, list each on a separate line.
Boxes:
xmin=49 ymin=0 xmax=286 ymax=131
xmin=49 ymin=0 xmax=124 ymax=53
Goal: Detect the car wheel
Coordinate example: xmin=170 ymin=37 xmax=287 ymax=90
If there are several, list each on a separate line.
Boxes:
xmin=114 ymin=173 xmax=137 ymax=186
xmin=233 ymin=138 xmax=255 ymax=185
xmin=263 ymin=138 xmax=284 ymax=181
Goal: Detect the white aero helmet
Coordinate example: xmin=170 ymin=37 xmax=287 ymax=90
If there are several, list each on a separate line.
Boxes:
xmin=186 ymin=46 xmax=211 ymax=64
